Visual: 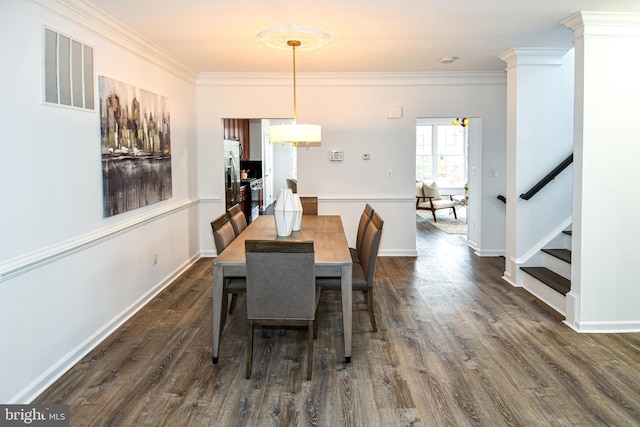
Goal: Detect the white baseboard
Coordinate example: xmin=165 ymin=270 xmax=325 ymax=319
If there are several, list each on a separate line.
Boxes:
xmin=564 ymin=320 xmax=640 ymax=333
xmin=380 ymin=249 xmax=418 ymax=257
xmin=13 ymin=254 xmax=200 ymax=404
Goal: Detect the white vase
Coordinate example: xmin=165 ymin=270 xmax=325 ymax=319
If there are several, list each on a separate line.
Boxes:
xmin=292 ymin=194 xmax=303 ymax=231
xmin=273 ymin=188 xmax=295 ymax=236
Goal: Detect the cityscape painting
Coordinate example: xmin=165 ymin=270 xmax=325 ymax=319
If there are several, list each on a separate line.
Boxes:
xmin=99 ymin=76 xmax=172 ymax=217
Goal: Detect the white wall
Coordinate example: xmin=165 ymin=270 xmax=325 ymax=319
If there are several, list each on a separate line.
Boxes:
xmin=197 ymin=72 xmax=507 ymax=256
xmin=0 ymin=0 xmax=199 ymax=402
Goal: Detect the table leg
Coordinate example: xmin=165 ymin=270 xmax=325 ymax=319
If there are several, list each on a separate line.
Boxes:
xmin=341 ymin=263 xmax=352 ymax=363
xmin=212 ymin=264 xmax=224 ymax=364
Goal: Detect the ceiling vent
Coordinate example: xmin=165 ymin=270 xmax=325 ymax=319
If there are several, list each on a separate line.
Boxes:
xmin=43 ymin=27 xmax=94 ymax=110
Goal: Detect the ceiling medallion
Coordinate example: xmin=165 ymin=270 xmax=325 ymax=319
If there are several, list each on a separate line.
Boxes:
xmin=256 ymin=25 xmax=333 ymax=51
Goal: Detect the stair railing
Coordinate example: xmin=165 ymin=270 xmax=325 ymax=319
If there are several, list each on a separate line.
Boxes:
xmin=496 ymin=153 xmax=573 ymax=203
xmin=519 ymin=153 xmax=573 ymax=200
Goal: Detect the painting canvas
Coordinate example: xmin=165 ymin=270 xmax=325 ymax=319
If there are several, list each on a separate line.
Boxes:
xmin=99 ymin=76 xmax=172 ymax=217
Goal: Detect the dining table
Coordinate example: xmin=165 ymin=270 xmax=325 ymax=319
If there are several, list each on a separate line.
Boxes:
xmin=211 ymin=214 xmax=354 ymax=363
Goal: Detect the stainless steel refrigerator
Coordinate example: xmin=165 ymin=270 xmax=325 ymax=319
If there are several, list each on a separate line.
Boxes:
xmin=224 ymin=139 xmax=241 ymax=211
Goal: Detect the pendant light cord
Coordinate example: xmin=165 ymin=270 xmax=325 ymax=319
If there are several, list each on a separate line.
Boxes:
xmin=288 ymin=40 xmax=300 ymax=124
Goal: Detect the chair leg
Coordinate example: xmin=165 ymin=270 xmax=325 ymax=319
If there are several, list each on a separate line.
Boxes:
xmin=431 ymin=210 xmax=437 ymax=222
xmin=221 ymin=291 xmax=229 ymax=331
xmin=246 ymin=320 xmax=253 ymax=379
xmin=228 ymin=293 xmax=238 ymax=314
xmin=313 ymin=316 xmax=319 ymax=340
xmin=366 ymin=288 xmax=377 ymax=332
xmin=452 ymin=207 xmax=457 ymax=220
xmin=307 ymin=320 xmax=314 ymax=380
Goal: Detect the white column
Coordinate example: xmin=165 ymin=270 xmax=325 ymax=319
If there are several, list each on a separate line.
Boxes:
xmin=562 ymin=12 xmax=640 ymax=332
xmin=499 ymin=48 xmax=574 ymax=287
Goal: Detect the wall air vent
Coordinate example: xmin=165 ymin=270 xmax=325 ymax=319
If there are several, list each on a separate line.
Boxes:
xmin=43 ymin=27 xmax=94 ymax=110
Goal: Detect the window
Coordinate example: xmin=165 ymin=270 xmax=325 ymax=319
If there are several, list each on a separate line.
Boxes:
xmin=416 ymin=120 xmax=467 ymax=187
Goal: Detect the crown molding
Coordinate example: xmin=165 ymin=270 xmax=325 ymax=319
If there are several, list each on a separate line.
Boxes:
xmin=562 ymin=11 xmax=640 ymax=38
xmin=30 ymin=0 xmax=197 ymax=82
xmin=197 ymin=71 xmax=505 ymax=87
xmin=498 ymin=48 xmax=573 ymax=69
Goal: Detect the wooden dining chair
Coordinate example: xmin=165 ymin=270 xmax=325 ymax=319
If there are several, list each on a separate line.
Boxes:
xmin=245 ymin=240 xmax=319 ymax=380
xmin=286 ymin=178 xmax=298 ymax=193
xmin=350 ymin=203 xmax=375 ymax=265
xmin=299 ymin=196 xmax=318 ymax=215
xmin=228 ymin=203 xmax=248 ymax=236
xmin=317 ymin=211 xmax=383 ymax=332
xmin=211 ymin=213 xmax=246 ymax=318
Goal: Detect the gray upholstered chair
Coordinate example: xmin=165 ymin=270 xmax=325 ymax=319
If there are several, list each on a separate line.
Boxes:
xmin=228 ymin=203 xmax=248 ymax=236
xmin=299 ymin=196 xmax=318 ymax=215
xmin=349 ymin=203 xmax=374 ymax=265
xmin=317 ymin=211 xmax=383 ymax=332
xmin=211 ymin=213 xmax=246 ymax=318
xmin=245 ymin=240 xmax=319 ymax=380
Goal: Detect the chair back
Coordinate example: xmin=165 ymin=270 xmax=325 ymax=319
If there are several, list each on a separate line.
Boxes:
xmin=300 ymin=196 xmax=318 ymax=216
xmin=245 ymin=240 xmax=315 ymax=321
xmin=211 ymin=213 xmax=236 ymax=254
xmin=359 ymin=212 xmax=384 ymax=286
xmin=228 ymin=203 xmax=248 ymax=236
xmin=356 ymin=204 xmax=375 ymax=253
xmin=286 ymin=178 xmax=298 ymax=193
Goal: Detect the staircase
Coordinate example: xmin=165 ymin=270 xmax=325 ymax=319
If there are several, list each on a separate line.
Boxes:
xmin=520 ymin=230 xmax=572 ymax=316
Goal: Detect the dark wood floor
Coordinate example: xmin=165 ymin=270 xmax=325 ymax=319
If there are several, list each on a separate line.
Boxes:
xmin=35 ymin=215 xmax=640 ymax=426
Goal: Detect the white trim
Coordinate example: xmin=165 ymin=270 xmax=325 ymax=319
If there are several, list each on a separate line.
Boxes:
xmin=562 ymin=11 xmax=640 ymax=37
xmin=31 ymin=0 xmax=196 ymax=82
xmin=515 ymin=216 xmax=572 ymax=265
xmin=380 ymin=249 xmax=417 ymax=257
xmin=319 ymin=194 xmax=415 ymax=203
xmin=474 ymin=249 xmax=505 ymax=257
xmin=0 ymin=197 xmax=199 ymax=282
xmin=522 ymin=274 xmax=566 ymax=316
xmin=10 ymin=253 xmax=201 ymax=404
xmin=564 ymin=320 xmax=640 ymax=334
xmin=499 ymin=48 xmax=573 ymax=68
xmin=197 ymin=71 xmax=506 ymax=87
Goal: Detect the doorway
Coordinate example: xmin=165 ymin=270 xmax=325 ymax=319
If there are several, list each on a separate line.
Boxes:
xmin=222 ymin=117 xmax=296 ymax=215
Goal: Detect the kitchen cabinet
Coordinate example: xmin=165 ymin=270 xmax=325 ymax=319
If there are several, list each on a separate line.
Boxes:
xmin=239 ymin=185 xmax=251 ymax=224
xmin=223 ymin=118 xmax=250 ymax=160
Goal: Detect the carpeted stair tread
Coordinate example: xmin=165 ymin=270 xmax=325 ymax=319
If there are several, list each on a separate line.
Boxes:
xmin=521 ymin=266 xmax=571 ymax=295
xmin=542 ymin=248 xmax=571 ymax=263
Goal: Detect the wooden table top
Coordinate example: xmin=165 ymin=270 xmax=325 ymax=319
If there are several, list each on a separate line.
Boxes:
xmin=213 ymin=215 xmax=351 ymax=267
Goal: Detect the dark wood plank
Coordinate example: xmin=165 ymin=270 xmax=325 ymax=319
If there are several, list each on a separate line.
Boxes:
xmin=542 ymin=248 xmax=572 ymax=263
xmin=521 ymin=266 xmax=571 ymax=295
xmin=33 ymin=216 xmax=640 ymax=426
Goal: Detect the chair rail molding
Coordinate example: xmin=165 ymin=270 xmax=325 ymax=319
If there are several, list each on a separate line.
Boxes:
xmin=0 ymin=197 xmax=200 ymax=283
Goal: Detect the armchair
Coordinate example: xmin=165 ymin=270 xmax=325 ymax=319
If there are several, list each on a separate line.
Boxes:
xmin=416 ymin=181 xmax=458 ymax=222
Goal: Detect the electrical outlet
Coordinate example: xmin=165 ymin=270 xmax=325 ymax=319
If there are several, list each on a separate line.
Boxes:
xmin=153 ymin=252 xmax=158 ymax=265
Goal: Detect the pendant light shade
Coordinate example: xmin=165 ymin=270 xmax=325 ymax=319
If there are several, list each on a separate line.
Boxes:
xmin=257 ymin=26 xmax=331 ymax=147
xmin=269 ymin=123 xmax=321 ymax=146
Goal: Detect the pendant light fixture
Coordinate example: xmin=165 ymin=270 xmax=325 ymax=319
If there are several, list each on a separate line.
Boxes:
xmin=256 ymin=26 xmax=332 ymax=148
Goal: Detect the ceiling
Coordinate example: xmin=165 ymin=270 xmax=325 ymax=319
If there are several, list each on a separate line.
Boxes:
xmin=87 ymin=0 xmax=640 ymax=74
